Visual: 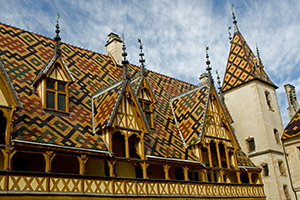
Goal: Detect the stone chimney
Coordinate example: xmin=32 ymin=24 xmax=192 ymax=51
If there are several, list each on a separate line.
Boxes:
xmin=284 ymin=84 xmax=299 ymax=120
xmin=105 ymin=32 xmax=122 ymax=66
xmin=199 ymin=73 xmax=209 ymax=85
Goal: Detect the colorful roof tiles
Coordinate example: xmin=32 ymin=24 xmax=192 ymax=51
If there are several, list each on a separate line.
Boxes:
xmin=0 ymin=22 xmax=256 ymax=167
xmin=171 ymin=84 xmax=210 ymax=147
xmin=222 ymin=29 xmax=275 ymax=92
xmin=283 ymin=109 xmax=300 ymax=140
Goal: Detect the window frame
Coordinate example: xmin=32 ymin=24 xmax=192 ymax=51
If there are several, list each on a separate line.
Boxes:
xmin=246 ymin=138 xmax=256 ymax=152
xmin=45 ymin=78 xmax=68 ymax=112
xmin=265 ymin=91 xmax=273 ymax=111
xmin=262 ymin=164 xmax=269 ymax=176
xmin=139 ymin=99 xmax=154 ymax=129
xmin=278 ymin=161 xmax=286 ymax=176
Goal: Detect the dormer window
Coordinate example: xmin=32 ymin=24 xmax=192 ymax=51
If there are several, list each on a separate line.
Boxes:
xmin=140 ymin=100 xmax=153 ymax=128
xmin=46 ymin=79 xmax=67 ymax=111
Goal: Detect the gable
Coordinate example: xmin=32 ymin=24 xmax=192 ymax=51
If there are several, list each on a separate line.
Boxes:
xmin=136 ymin=76 xmax=157 ymax=103
xmin=112 ymin=81 xmax=148 ymax=133
xmin=201 ymin=85 xmax=239 ymax=148
xmin=0 ymin=61 xmax=22 ymax=108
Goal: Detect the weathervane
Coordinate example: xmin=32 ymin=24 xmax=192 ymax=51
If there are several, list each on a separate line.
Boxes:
xmin=54 ymin=12 xmax=61 ymax=55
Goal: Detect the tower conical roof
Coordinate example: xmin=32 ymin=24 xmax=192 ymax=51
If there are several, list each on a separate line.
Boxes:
xmin=222 ymin=22 xmax=276 ymax=92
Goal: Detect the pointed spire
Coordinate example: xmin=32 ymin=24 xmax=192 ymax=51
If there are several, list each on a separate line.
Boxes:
xmin=231 ymin=4 xmax=238 ymax=32
xmin=122 ymin=34 xmax=130 ymax=80
xmin=54 ymin=12 xmax=61 ymax=55
xmin=138 ymin=37 xmax=147 ymax=76
xmin=205 ymin=45 xmax=213 ymax=84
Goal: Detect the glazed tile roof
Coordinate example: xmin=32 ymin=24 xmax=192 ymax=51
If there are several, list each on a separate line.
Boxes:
xmin=94 ymin=82 xmax=123 ymax=132
xmin=222 ymin=28 xmax=275 ymax=92
xmin=171 ymin=84 xmax=209 ymax=147
xmin=0 ymin=22 xmax=256 ymax=166
xmin=283 ymin=109 xmax=300 ymax=140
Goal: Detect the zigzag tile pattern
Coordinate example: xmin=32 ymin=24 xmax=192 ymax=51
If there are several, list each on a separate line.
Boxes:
xmin=283 ymin=109 xmax=300 ymax=139
xmin=94 ymin=83 xmax=122 ymax=132
xmin=171 ymin=85 xmax=209 ymax=147
xmin=142 ymin=71 xmax=198 ymax=160
xmin=222 ymin=31 xmax=274 ymax=92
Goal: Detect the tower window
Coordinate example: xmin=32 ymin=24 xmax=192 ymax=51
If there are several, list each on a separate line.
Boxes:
xmin=274 ymin=129 xmax=280 ymax=144
xmin=265 ymin=91 xmax=273 ymax=110
xmin=246 ymin=138 xmax=255 ymax=152
xmin=46 ymin=79 xmax=67 ymax=111
xmin=262 ymin=164 xmax=269 ymax=176
xmin=278 ymin=161 xmax=286 ymax=175
xmin=283 ymin=185 xmax=291 ymax=200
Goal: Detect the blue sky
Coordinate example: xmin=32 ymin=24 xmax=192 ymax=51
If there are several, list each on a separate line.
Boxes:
xmin=1 ymin=0 xmax=300 ymax=126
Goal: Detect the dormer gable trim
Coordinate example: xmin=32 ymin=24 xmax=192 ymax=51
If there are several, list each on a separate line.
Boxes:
xmin=108 ymin=80 xmax=151 ymax=134
xmin=0 ymin=60 xmax=22 ymax=108
xmin=32 ymin=54 xmax=75 ymax=86
xmin=199 ymin=84 xmax=240 ymax=149
xmin=136 ymin=75 xmax=158 ymax=103
xmin=92 ymin=80 xmax=151 ymax=134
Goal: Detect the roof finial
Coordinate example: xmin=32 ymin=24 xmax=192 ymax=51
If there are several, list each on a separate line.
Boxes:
xmin=216 ymin=70 xmax=225 ymax=103
xmin=138 ymin=37 xmax=147 ymax=76
xmin=122 ymin=34 xmax=130 ymax=80
xmin=205 ymin=45 xmax=213 ymax=83
xmin=255 ymin=42 xmax=264 ymax=69
xmin=231 ymin=4 xmax=238 ymax=32
xmin=54 ymin=12 xmax=61 ymax=55
xmin=228 ymin=26 xmax=232 ymax=42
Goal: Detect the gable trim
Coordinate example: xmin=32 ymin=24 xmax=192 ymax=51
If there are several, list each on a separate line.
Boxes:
xmin=0 ymin=60 xmax=22 ymax=108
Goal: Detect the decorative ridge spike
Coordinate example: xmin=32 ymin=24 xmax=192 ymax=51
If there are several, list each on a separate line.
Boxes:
xmin=122 ymin=34 xmax=130 ymax=80
xmin=205 ymin=45 xmax=213 ymax=84
xmin=54 ymin=12 xmax=62 ymax=55
xmin=231 ymin=4 xmax=238 ymax=32
xmin=138 ymin=37 xmax=147 ymax=76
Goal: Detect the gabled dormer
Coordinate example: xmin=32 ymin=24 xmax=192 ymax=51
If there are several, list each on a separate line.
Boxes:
xmin=135 ymin=39 xmax=157 ymax=130
xmin=92 ymin=40 xmax=150 ymax=159
xmin=170 ymin=50 xmax=241 ymax=170
xmin=0 ymin=60 xmax=22 ymax=144
xmin=32 ymin=20 xmax=75 ymax=114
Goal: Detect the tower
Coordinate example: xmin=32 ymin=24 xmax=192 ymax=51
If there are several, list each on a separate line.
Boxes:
xmin=284 ymin=84 xmax=299 ymax=120
xmin=221 ymin=8 xmax=295 ymax=200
